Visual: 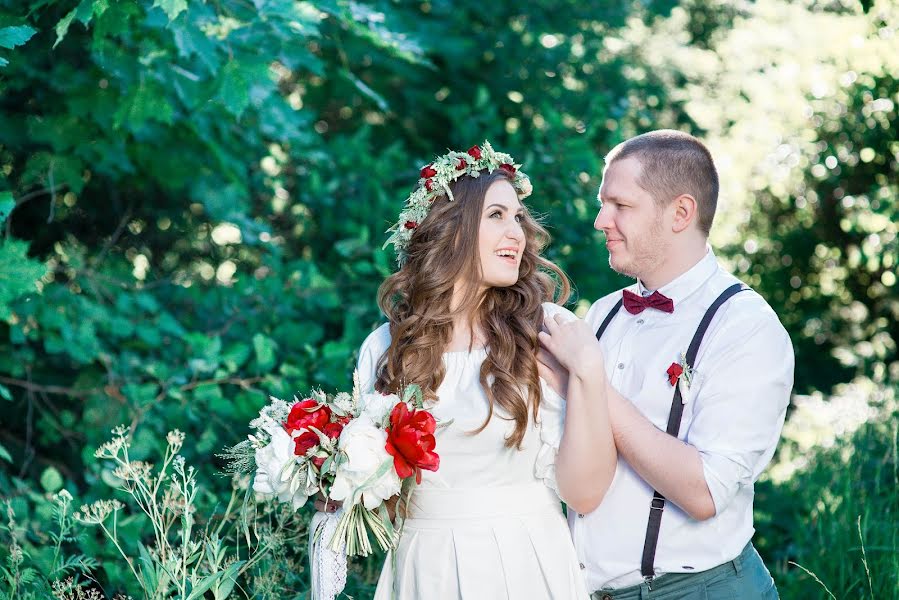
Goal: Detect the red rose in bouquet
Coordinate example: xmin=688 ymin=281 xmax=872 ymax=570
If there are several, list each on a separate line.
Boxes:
xmin=285 ymin=399 xmax=331 ymax=434
xmin=294 ymin=430 xmax=319 ymax=456
xmin=322 ymin=422 xmax=344 ymax=439
xmin=385 ymin=403 xmax=440 ymax=484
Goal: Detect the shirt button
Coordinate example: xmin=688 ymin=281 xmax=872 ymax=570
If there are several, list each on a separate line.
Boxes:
xmin=578 ymin=513 xmax=584 ymax=518
xmin=579 ymin=563 xmax=586 ymax=570
xmin=617 ymin=363 xmax=625 ymax=369
xmin=636 ymin=319 xmax=644 ymax=324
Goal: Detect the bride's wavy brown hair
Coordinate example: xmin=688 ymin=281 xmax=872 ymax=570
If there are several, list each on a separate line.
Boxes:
xmin=375 ymin=169 xmax=570 ymax=449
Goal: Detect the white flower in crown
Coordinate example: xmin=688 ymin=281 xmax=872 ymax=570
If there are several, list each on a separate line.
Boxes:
xmin=383 ymin=141 xmax=532 ymax=266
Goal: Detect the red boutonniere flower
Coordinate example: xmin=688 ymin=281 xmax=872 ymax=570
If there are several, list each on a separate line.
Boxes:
xmin=385 ymin=403 xmax=440 ymax=484
xmin=499 ymin=163 xmax=516 ymax=175
xmin=404 ymin=221 xmax=418 ymax=229
xmin=285 ymin=399 xmax=331 ymax=434
xmin=424 ymin=178 xmax=434 ymax=192
xmin=420 ymin=164 xmax=437 ymax=178
xmin=467 ymin=145 xmax=482 ymax=159
xmin=455 ymin=157 xmax=467 ymax=170
xmin=665 ymin=353 xmax=695 ymax=403
xmin=666 ymin=363 xmax=683 ymax=386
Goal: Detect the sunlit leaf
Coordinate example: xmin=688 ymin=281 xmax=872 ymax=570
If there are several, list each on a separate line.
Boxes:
xmin=0 ymin=239 xmax=47 ymax=322
xmin=153 ymin=0 xmax=188 ymax=21
xmin=0 ymin=25 xmax=37 ymax=49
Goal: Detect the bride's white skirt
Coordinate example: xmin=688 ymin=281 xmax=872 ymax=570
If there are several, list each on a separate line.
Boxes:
xmin=373 ymin=483 xmax=590 ymax=600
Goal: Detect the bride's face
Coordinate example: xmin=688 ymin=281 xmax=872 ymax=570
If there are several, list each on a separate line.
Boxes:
xmin=476 ymin=180 xmax=526 ymax=289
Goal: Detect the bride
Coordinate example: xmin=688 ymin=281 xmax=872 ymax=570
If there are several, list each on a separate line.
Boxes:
xmin=352 ymin=142 xmax=616 ymax=599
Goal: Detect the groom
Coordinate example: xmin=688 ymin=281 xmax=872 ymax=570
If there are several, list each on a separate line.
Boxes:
xmin=539 ymin=130 xmax=793 ymax=599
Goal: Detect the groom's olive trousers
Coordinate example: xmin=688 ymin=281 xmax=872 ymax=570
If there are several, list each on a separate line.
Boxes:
xmin=590 ymin=543 xmax=779 ymax=600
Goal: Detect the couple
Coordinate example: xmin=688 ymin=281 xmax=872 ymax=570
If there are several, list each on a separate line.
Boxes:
xmin=333 ymin=131 xmax=793 ymax=599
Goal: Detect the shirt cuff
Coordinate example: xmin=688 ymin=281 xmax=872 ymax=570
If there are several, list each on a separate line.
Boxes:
xmin=699 ymin=450 xmax=752 ymax=515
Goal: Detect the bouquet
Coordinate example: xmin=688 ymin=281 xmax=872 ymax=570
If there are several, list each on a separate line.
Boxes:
xmin=225 ymin=373 xmax=441 ymax=599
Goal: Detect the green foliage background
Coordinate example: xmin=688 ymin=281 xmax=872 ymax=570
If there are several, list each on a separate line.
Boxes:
xmin=0 ymin=0 xmax=896 ymax=597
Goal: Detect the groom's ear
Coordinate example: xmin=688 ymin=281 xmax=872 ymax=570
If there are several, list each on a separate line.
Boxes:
xmin=670 ymin=193 xmax=698 ymax=233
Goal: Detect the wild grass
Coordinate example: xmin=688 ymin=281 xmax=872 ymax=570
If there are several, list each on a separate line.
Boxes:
xmin=755 ymin=382 xmax=898 ymax=600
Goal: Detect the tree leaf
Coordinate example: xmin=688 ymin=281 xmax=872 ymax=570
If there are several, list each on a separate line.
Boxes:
xmin=54 ymin=9 xmax=78 ymax=48
xmin=52 ymin=0 xmax=108 ymax=49
xmin=252 ymin=333 xmax=277 ymax=371
xmin=0 ymin=443 xmax=11 ymax=463
xmin=0 ymin=239 xmax=47 ymax=322
xmin=153 ymin=0 xmax=188 ymax=21
xmin=0 ymin=26 xmax=37 ymax=50
xmin=113 ymin=80 xmax=175 ymax=129
xmin=0 ymin=191 xmax=14 ymax=224
xmin=40 ymin=466 xmax=64 ymax=493
xmin=217 ymin=60 xmax=251 ymax=118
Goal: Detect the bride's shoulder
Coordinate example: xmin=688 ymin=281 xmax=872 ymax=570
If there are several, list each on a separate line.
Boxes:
xmin=540 ymin=301 xmax=578 ymax=324
xmin=360 ymin=323 xmax=392 ymax=357
xmin=356 ymin=324 xmax=392 ymax=390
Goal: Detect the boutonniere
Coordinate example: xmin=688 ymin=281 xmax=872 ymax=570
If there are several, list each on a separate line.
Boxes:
xmin=666 ymin=353 xmax=694 ymax=404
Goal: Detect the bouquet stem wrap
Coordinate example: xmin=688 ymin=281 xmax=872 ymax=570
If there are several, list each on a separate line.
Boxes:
xmin=309 ymin=508 xmax=347 ymax=600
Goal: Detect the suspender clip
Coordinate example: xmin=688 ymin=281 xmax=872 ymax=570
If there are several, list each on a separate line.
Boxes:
xmin=650 ymin=497 xmax=666 ymax=511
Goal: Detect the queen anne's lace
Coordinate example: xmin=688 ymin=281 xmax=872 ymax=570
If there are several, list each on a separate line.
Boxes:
xmin=384 ymin=141 xmax=532 ymax=266
xmin=309 ymin=509 xmax=348 ymax=600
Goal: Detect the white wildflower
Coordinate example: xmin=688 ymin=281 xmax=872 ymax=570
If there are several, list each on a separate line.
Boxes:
xmin=166 ymin=429 xmax=185 ymax=452
xmin=74 ymin=499 xmax=124 ymax=525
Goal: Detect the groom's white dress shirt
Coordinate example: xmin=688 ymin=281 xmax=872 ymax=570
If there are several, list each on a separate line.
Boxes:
xmin=572 ymin=249 xmax=794 ymax=591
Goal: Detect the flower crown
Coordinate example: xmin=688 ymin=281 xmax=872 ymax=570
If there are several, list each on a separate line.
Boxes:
xmin=384 ymin=141 xmax=532 ymax=266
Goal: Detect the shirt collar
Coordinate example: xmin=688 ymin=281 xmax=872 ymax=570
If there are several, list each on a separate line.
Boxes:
xmin=636 ymin=246 xmax=718 ymax=306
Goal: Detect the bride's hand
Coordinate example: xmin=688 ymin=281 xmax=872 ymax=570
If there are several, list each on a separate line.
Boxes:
xmin=314 ymin=493 xmax=403 ymax=522
xmin=313 ymin=492 xmax=342 ymax=513
xmin=537 ymin=347 xmax=569 ymax=397
xmin=538 ymin=313 xmax=605 ymax=379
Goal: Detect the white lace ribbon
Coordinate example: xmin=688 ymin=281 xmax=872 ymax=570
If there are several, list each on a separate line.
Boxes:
xmin=309 ymin=509 xmax=348 ymax=600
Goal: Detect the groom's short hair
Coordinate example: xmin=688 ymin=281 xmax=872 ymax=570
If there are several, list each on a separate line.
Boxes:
xmin=605 ymin=130 xmax=719 ymax=236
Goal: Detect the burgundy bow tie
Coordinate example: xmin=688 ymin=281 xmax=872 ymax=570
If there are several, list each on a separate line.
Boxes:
xmin=622 ymin=289 xmax=675 ymax=315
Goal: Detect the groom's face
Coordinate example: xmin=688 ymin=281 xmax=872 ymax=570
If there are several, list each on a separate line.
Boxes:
xmin=594 ymin=157 xmax=669 ymax=280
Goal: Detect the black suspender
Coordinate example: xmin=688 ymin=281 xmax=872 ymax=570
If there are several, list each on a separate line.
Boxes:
xmin=593 ymin=298 xmax=623 ymax=342
xmin=594 ymin=283 xmax=747 ymax=582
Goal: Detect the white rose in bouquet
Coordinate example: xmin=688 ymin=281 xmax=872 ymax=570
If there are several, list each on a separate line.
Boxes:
xmin=330 ymin=416 xmax=401 ymax=510
xmin=253 ymin=427 xmax=314 ymax=510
